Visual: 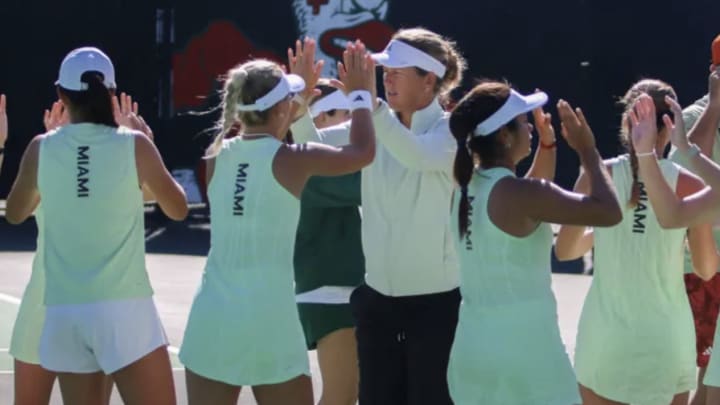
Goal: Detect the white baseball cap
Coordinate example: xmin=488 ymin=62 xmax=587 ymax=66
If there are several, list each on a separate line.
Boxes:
xmin=473 ymin=90 xmax=548 ymax=136
xmin=56 ymin=47 xmax=117 ymax=91
xmin=371 ymin=39 xmax=447 ymax=78
xmin=310 ymin=90 xmax=350 ymax=118
xmin=236 ymin=73 xmax=305 ymax=112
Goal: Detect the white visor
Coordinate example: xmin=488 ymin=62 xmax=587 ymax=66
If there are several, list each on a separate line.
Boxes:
xmin=310 ymin=90 xmax=350 ymax=118
xmin=371 ymin=40 xmax=447 ymax=78
xmin=56 ymin=47 xmax=117 ymax=91
xmin=236 ymin=73 xmax=306 ymax=112
xmin=473 ymin=90 xmax=549 ymax=136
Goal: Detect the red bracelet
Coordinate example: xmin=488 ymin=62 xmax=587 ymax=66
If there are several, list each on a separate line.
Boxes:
xmin=540 ymin=140 xmax=557 ymax=149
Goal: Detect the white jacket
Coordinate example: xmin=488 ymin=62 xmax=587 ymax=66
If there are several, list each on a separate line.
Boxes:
xmin=291 ymin=98 xmax=459 ymax=296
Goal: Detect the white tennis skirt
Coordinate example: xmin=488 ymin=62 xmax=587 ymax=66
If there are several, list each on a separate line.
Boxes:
xmin=39 ymin=297 xmax=168 ymax=374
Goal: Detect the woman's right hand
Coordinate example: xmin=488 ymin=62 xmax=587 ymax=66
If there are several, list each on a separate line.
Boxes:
xmin=288 ymin=37 xmax=324 ymax=100
xmin=337 ymin=40 xmax=375 ymax=93
xmin=557 ymin=100 xmax=596 ymax=155
xmin=532 ymin=94 xmax=555 ymax=146
xmin=113 ymin=93 xmax=154 ymax=140
xmin=628 ymin=94 xmax=658 ymax=154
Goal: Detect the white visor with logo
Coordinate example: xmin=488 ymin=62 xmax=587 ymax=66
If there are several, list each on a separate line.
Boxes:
xmin=473 ymin=90 xmax=548 ymax=136
xmin=237 ymin=73 xmax=306 ymax=112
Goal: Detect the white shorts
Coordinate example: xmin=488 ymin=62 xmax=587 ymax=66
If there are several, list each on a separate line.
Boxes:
xmin=39 ymin=297 xmax=168 ymax=374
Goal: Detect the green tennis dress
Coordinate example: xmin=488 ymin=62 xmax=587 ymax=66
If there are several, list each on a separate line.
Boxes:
xmin=180 ymin=136 xmax=309 ymax=386
xmin=574 ymin=156 xmax=694 ymax=404
xmin=447 ymin=167 xmax=580 ymax=404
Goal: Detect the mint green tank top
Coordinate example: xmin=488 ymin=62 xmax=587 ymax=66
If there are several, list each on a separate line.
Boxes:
xmin=448 ymin=167 xmax=581 ymax=405
xmin=203 ymin=136 xmax=300 ymax=301
xmin=37 ymin=124 xmax=151 ymax=305
xmin=592 ymin=156 xmax=687 ymax=315
xmin=452 ymin=167 xmax=555 ymax=308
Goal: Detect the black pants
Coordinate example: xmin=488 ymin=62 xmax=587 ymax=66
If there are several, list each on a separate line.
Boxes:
xmin=350 ymin=283 xmax=461 ymax=405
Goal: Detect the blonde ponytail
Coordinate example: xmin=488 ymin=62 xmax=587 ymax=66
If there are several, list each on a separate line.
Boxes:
xmin=204 ymin=59 xmax=284 ymax=158
xmin=205 ymin=67 xmax=248 ymax=158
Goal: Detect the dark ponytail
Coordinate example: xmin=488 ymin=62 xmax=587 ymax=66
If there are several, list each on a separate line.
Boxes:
xmin=627 ymin=135 xmax=642 ymax=207
xmin=453 ymin=136 xmax=474 ymax=238
xmin=58 ymin=71 xmax=117 ymax=127
xmin=449 ymin=81 xmax=518 ymax=238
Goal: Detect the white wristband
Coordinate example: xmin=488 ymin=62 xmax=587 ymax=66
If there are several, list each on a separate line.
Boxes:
xmin=348 ymin=90 xmax=373 ymax=112
xmin=635 ymin=151 xmax=656 ymax=158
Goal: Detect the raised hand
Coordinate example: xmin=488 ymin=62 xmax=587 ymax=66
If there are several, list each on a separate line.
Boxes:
xmin=532 ymin=92 xmax=555 ymax=146
xmin=288 ymin=37 xmax=324 ymax=100
xmin=0 ymin=95 xmax=6 ymax=147
xmin=662 ymin=95 xmax=690 ymax=152
xmin=557 ymin=99 xmax=595 ymax=153
xmin=337 ymin=41 xmax=375 ymax=93
xmin=332 ymin=40 xmax=377 ymax=102
xmin=43 ymin=100 xmax=69 ymax=132
xmin=113 ymin=93 xmax=153 ymax=140
xmin=113 ymin=92 xmax=136 ymax=127
xmin=627 ymin=94 xmax=658 ymax=154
